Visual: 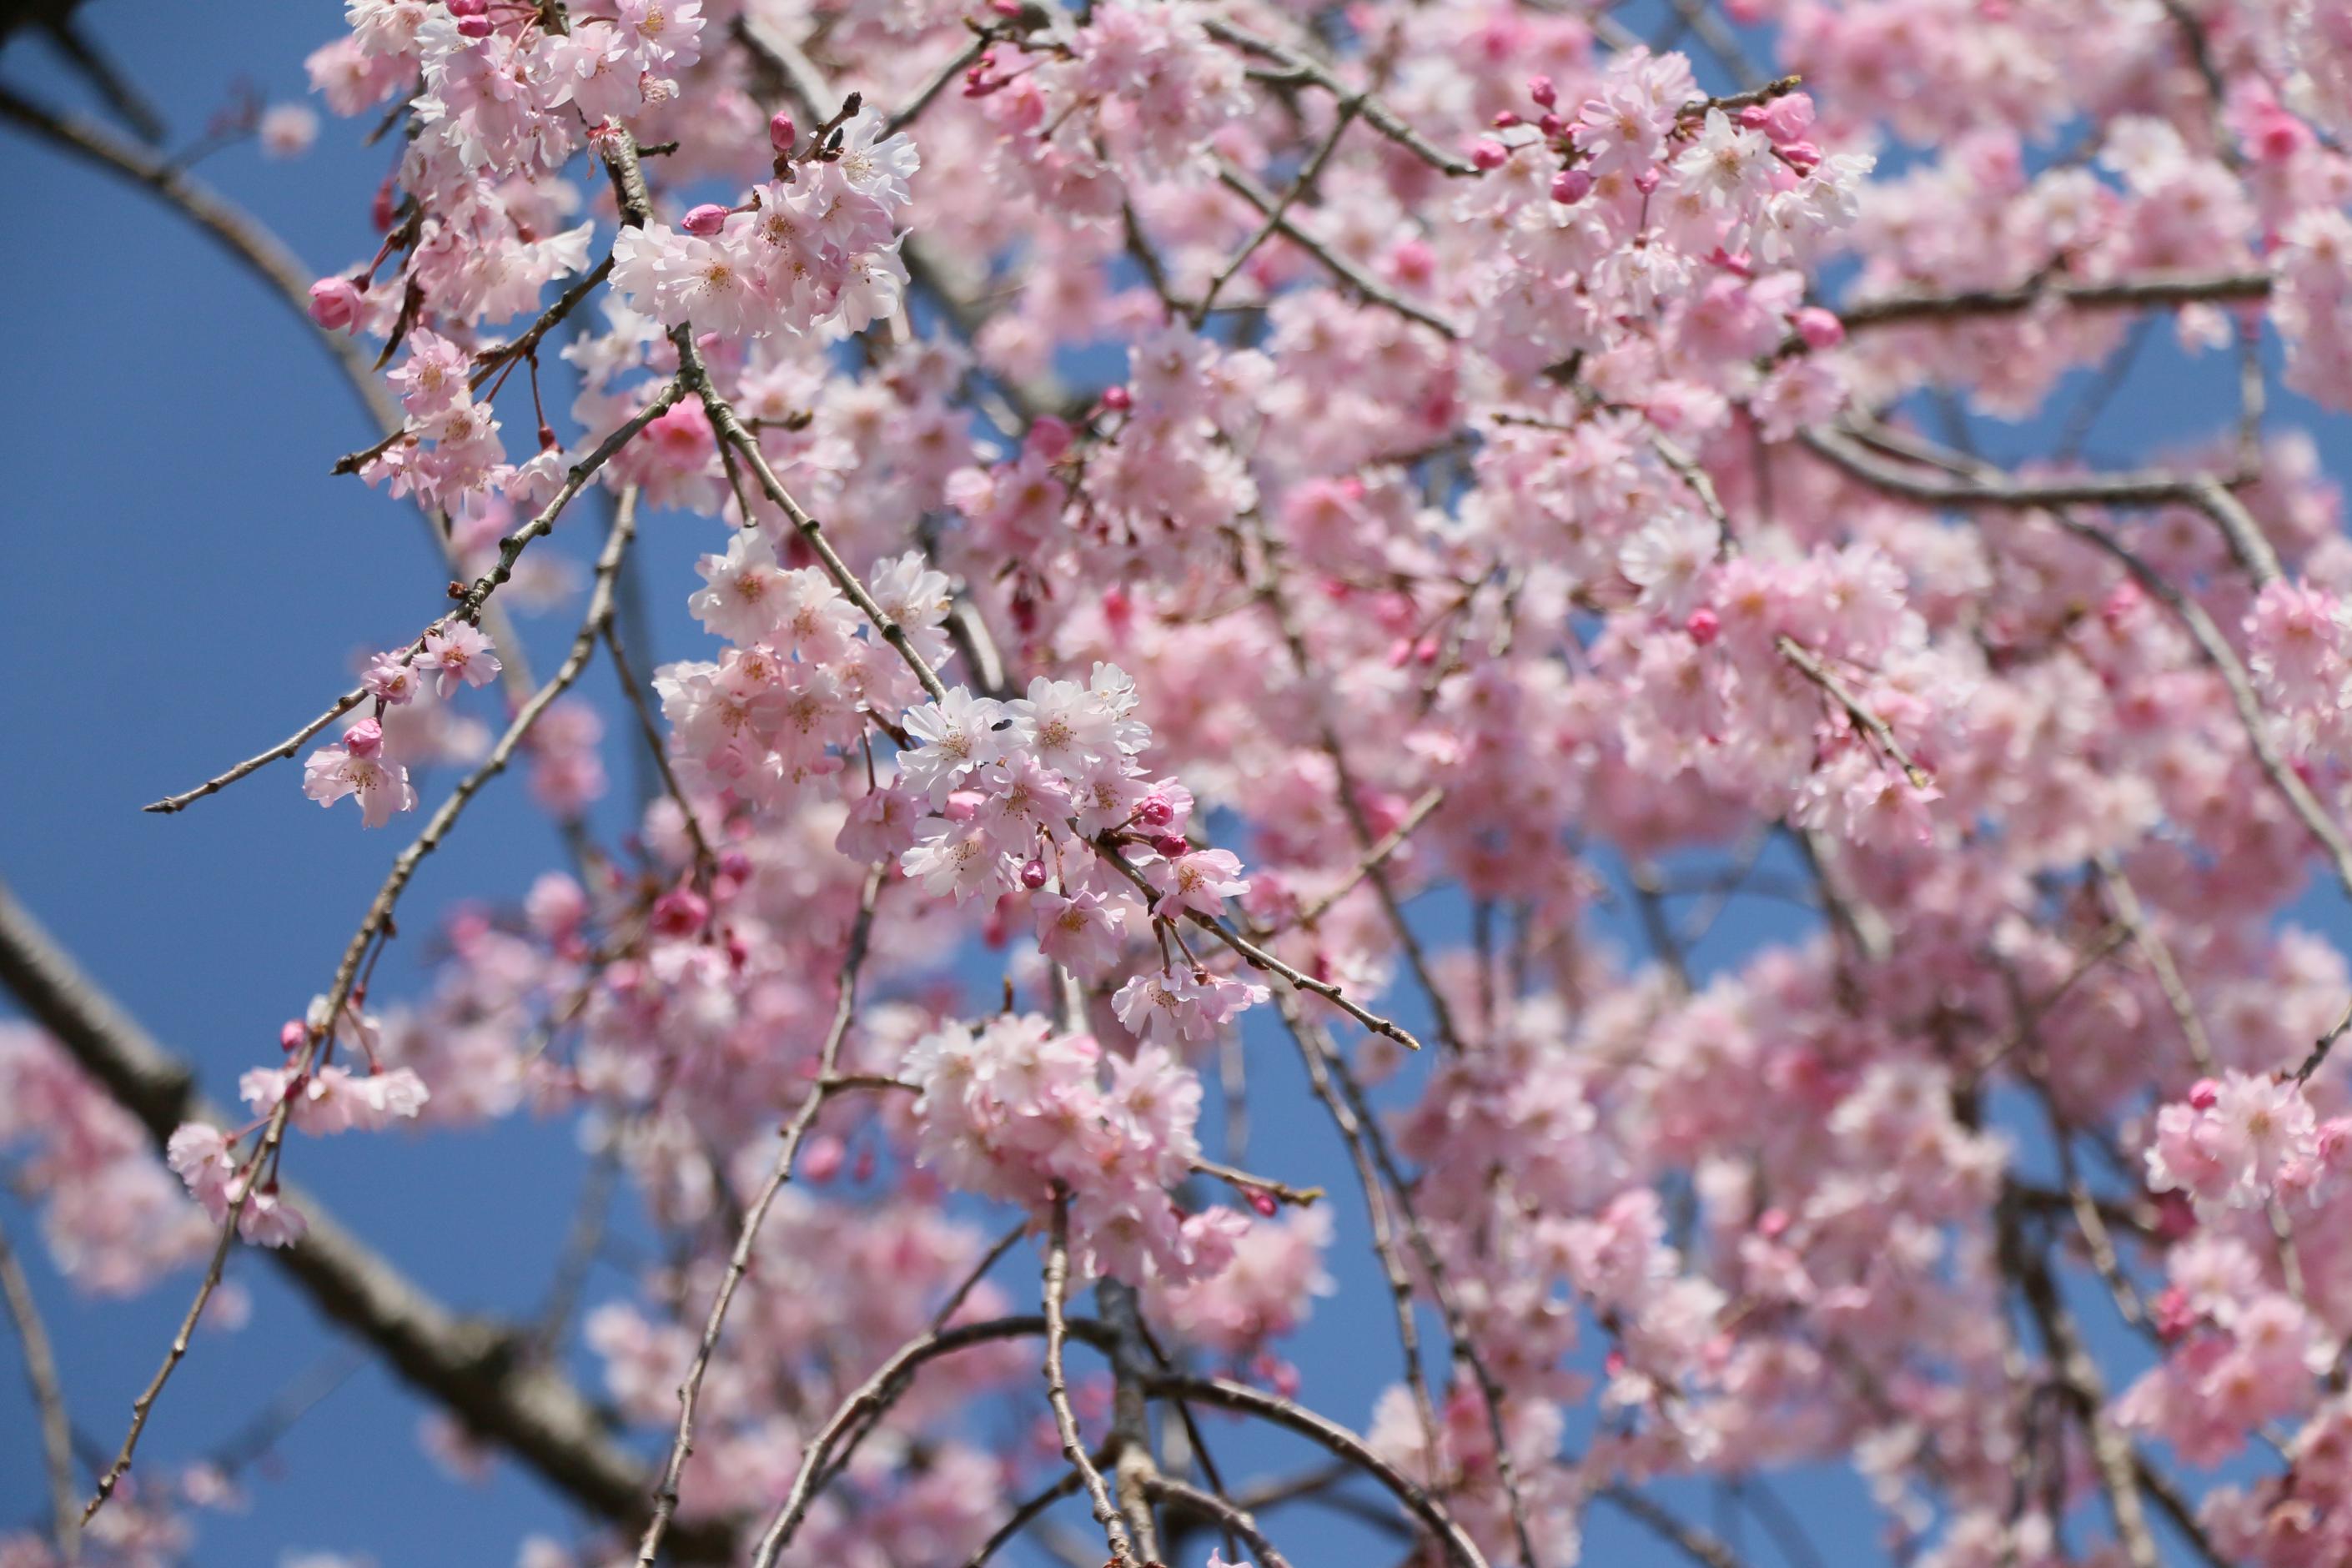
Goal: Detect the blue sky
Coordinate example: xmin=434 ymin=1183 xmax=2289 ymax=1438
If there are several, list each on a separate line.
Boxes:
xmin=0 ymin=4 xmax=2340 ymax=1566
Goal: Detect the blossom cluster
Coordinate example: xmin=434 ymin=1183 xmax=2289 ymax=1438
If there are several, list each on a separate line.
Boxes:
xmin=902 ymin=1014 xmax=1245 ymax=1284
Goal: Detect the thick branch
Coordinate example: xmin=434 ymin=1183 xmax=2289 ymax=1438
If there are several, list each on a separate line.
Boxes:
xmin=0 ymin=876 xmax=730 ymax=1556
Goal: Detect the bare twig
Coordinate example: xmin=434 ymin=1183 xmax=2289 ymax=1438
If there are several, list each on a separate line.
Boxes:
xmin=1043 ymin=1195 xmax=1137 ymax=1565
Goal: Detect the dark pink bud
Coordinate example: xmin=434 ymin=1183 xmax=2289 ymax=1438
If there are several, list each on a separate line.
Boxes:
xmin=1550 ymin=167 xmax=1592 ymax=204
xmin=768 ymin=111 xmax=797 ymax=155
xmin=447 ymin=0 xmax=489 ymax=13
xmin=1470 ymin=138 xmax=1510 ymax=171
xmin=1635 ymin=168 xmax=1661 ymax=194
xmin=1756 ymin=1205 xmax=1789 ymax=1239
xmin=1138 ymin=794 xmax=1176 ymax=827
xmin=1792 ymin=306 xmax=1845 ymax=349
xmin=651 ymin=887 xmax=710 ymax=938
xmin=2151 ymin=1284 xmax=2194 ymax=1340
xmin=1029 ymin=415 xmax=1074 ymax=459
xmin=455 ymin=13 xmax=492 ymax=37
xmin=1778 ymin=139 xmax=1822 ymax=173
xmin=990 ymin=0 xmax=1023 ymax=14
xmin=1245 ymin=1187 xmax=1278 ymax=1218
xmin=343 ymin=717 xmax=384 ymax=756
xmin=308 ymin=276 xmax=362 ymax=330
xmin=1537 ymin=112 xmax=1565 ymax=137
xmin=1492 ymin=110 xmax=1520 ymax=129
xmin=1686 ymin=608 xmax=1721 ymax=646
xmin=1738 ymin=104 xmax=1772 ymax=129
xmin=1152 ymin=834 xmax=1191 ymax=859
xmin=1098 ymin=385 xmax=1132 ymax=413
xmin=1527 ymin=74 xmax=1555 ymax=108
xmin=801 ymin=1134 xmax=847 ymax=1183
xmin=1019 ymin=857 xmax=1049 ymax=890
xmin=681 ymin=203 xmax=730 ymax=237
xmin=720 ymin=850 xmax=753 ymax=880
xmin=2188 ymin=1078 xmax=2220 ymax=1110
xmin=280 ymin=1020 xmax=308 ymax=1052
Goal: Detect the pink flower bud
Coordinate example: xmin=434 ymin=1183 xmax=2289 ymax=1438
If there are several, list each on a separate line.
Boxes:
xmin=1527 ymin=75 xmax=1556 ymax=108
xmin=448 ymin=0 xmax=489 ymax=13
xmin=1550 ymin=167 xmax=1592 ymax=204
xmin=1098 ymin=385 xmax=1133 ymax=413
xmin=1759 ymin=93 xmax=1815 ymax=142
xmin=1686 ymin=608 xmax=1720 ymax=646
xmin=308 ymin=276 xmax=362 ymax=331
xmin=1470 ymin=138 xmax=1510 ymax=171
xmin=768 ymin=111 xmax=797 ymax=155
xmin=720 ymin=850 xmax=753 ymax=881
xmin=1019 ymin=857 xmax=1049 ymax=890
xmin=651 ymin=887 xmax=710 ymax=938
xmin=1152 ymin=834 xmax=1191 ymax=859
xmin=1245 ymin=1187 xmax=1278 ymax=1217
xmin=343 ymin=717 xmax=384 ymax=756
xmin=2188 ymin=1078 xmax=2220 ymax=1110
xmin=1792 ymin=306 xmax=1845 ymax=349
xmin=1635 ymin=168 xmax=1661 ymax=194
xmin=280 ymin=1020 xmax=308 ymax=1052
xmin=1739 ymin=104 xmax=1772 ymax=129
xmin=1138 ymin=794 xmax=1176 ymax=827
xmin=1778 ymin=139 xmax=1822 ymax=173
xmin=1537 ymin=112 xmax=1565 ymax=137
xmin=1029 ymin=415 xmax=1073 ymax=458
xmin=990 ymin=0 xmax=1024 ymax=14
xmin=1492 ymin=110 xmax=1520 ymax=129
xmin=455 ymin=13 xmax=493 ymax=38
xmin=681 ymin=203 xmax=730 ymax=237
xmin=801 ymin=1134 xmax=847 ymax=1183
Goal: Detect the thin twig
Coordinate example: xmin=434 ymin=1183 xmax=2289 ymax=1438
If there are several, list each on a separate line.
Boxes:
xmin=1043 ymin=1195 xmax=1137 ymax=1565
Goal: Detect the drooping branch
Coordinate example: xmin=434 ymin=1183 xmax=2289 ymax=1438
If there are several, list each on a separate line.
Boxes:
xmin=84 ymin=478 xmax=650 ymax=1528
xmin=634 ymin=865 xmax=888 ymax=1567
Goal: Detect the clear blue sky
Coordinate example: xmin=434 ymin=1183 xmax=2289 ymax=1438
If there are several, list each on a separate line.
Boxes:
xmin=0 ymin=4 xmax=2337 ymax=1565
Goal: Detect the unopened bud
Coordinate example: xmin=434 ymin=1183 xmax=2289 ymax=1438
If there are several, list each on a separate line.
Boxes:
xmin=1019 ymin=857 xmax=1049 ymax=890
xmin=1550 ymin=167 xmax=1592 ymax=204
xmin=280 ymin=1020 xmax=308 ymax=1052
xmin=768 ymin=110 xmax=797 ymax=156
xmin=681 ymin=203 xmax=730 ymax=237
xmin=343 ymin=717 xmax=384 ymax=757
xmin=1528 ymin=74 xmax=1556 ymax=108
xmin=1098 ymin=384 xmax=1132 ymax=413
xmin=308 ymin=275 xmax=362 ymax=331
xmin=1138 ymin=795 xmax=1175 ymax=827
xmin=1470 ymin=138 xmax=1510 ymax=171
xmin=1792 ymin=306 xmax=1845 ymax=349
xmin=651 ymin=887 xmax=710 ymax=938
xmin=1152 ymin=834 xmax=1191 ymax=859
xmin=455 ymin=13 xmax=492 ymax=38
